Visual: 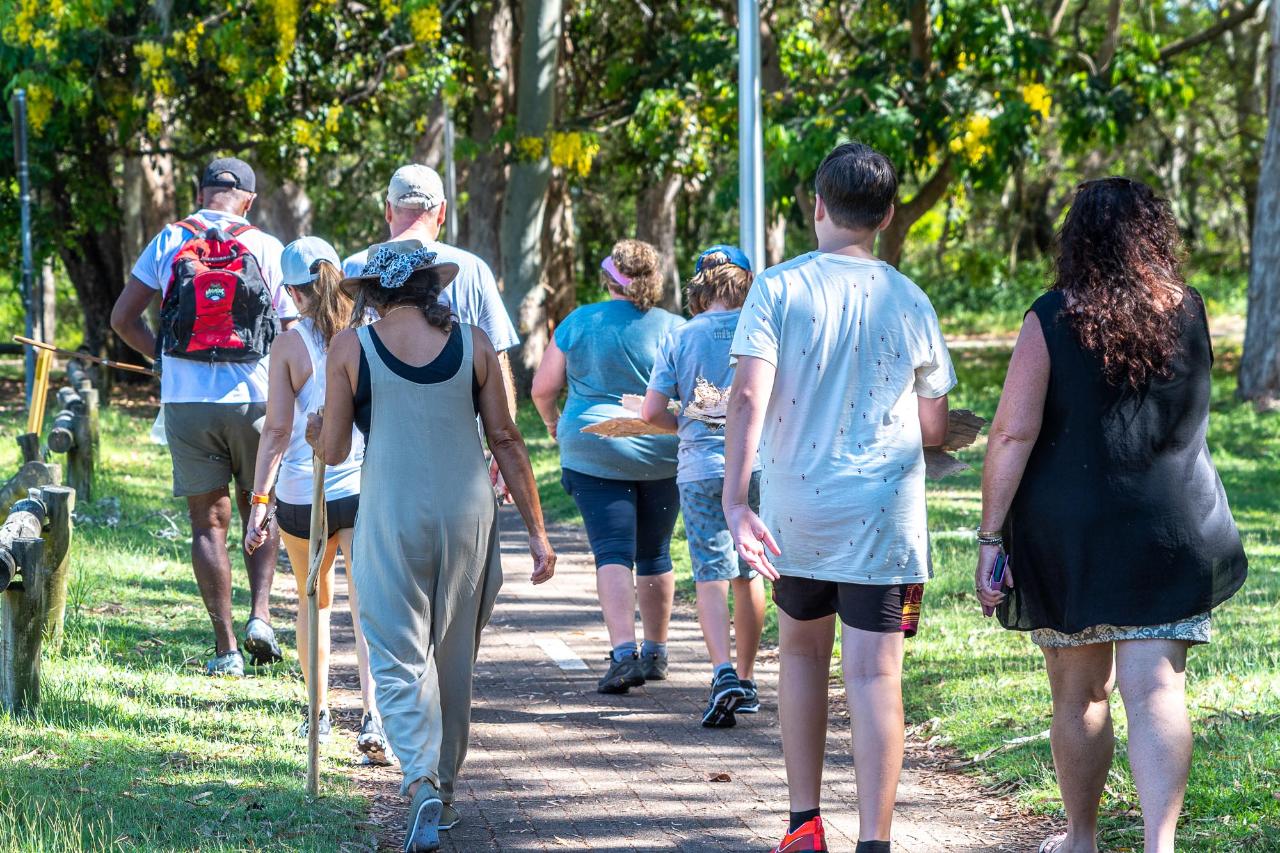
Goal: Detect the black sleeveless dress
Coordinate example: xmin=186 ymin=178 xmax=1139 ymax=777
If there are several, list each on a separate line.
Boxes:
xmin=997 ymin=289 xmax=1247 ymax=635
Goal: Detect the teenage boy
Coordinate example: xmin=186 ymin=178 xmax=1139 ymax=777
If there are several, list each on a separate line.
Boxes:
xmin=641 ymin=246 xmax=766 ymax=729
xmin=723 ymin=143 xmax=955 ymax=853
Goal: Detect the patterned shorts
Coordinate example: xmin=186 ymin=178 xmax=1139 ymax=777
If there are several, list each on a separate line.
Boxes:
xmin=678 ymin=473 xmax=761 ymax=583
xmin=1032 ymin=612 xmax=1211 ymax=648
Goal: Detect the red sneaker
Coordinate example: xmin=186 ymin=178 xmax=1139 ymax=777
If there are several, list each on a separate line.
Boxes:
xmin=771 ymin=816 xmax=827 ymax=852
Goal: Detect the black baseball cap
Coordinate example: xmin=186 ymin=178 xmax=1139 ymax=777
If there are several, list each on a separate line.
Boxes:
xmin=200 ymin=157 xmax=256 ymax=193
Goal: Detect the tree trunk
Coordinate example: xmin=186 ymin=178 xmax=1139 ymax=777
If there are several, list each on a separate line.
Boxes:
xmin=122 ymin=150 xmax=177 ymax=267
xmin=460 ymin=0 xmax=516 ymax=276
xmin=500 ymin=0 xmax=563 ymax=378
xmin=511 ymin=174 xmax=578 ymax=394
xmin=765 ymin=210 xmax=787 ymax=268
xmin=252 ymin=167 xmax=313 ymax=240
xmin=413 ymin=94 xmax=449 ymax=169
xmin=1239 ymin=5 xmax=1280 ymax=404
xmin=37 ymin=260 xmax=56 ymax=346
xmin=636 ymin=173 xmax=684 ymax=312
xmin=877 ymin=160 xmax=955 ymax=267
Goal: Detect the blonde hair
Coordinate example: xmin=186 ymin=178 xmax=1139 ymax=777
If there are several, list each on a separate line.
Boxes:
xmin=686 ymin=254 xmax=753 ymax=315
xmin=293 ymin=261 xmax=353 ymax=348
xmin=604 ymin=239 xmax=664 ymax=312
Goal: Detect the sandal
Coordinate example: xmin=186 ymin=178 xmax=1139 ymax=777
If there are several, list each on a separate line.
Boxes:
xmin=1038 ymin=834 xmax=1068 ymax=853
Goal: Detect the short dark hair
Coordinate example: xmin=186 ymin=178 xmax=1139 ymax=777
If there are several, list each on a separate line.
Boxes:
xmin=814 ymin=143 xmax=898 ymax=231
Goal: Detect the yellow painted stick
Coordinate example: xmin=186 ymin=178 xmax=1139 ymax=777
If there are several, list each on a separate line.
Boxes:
xmin=26 ymin=348 xmax=53 ymax=435
xmin=305 ymin=440 xmax=327 ymax=798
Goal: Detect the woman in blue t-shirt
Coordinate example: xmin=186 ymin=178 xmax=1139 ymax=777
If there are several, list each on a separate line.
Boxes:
xmin=532 ymin=239 xmax=684 ymax=695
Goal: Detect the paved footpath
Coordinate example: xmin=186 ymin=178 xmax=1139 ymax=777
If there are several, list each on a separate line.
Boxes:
xmin=291 ymin=509 xmax=1054 ymax=852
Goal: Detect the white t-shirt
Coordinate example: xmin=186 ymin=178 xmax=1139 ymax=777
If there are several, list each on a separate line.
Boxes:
xmin=343 ymin=240 xmax=519 ymax=352
xmin=130 ymin=209 xmax=297 ymax=404
xmin=731 ymin=252 xmax=957 ymax=585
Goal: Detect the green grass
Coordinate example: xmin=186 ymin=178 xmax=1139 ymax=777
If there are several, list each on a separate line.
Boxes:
xmin=0 ymin=365 xmax=370 ymax=852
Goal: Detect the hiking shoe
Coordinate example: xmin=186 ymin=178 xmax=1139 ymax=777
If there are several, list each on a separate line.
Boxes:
xmin=639 ymin=651 xmax=668 ymax=681
xmin=597 ymin=652 xmax=646 ymax=694
xmin=404 ymin=780 xmax=443 ymax=852
xmin=296 ymin=708 xmax=332 ymax=743
xmin=242 ymin=617 xmax=283 ymax=665
xmin=357 ymin=712 xmax=392 ymax=766
xmin=205 ymin=649 xmax=245 ymax=677
xmin=701 ymin=669 xmax=747 ymax=728
xmin=439 ymin=803 xmax=461 ymax=831
xmin=772 ymin=816 xmax=828 ymax=852
xmin=738 ymin=678 xmax=760 ymax=714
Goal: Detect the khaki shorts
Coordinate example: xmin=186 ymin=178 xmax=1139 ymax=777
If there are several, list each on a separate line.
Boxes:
xmin=163 ymin=402 xmax=267 ymax=497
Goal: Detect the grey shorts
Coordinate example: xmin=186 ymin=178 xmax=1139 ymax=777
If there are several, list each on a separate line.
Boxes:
xmin=163 ymin=402 xmax=266 ymax=497
xmin=678 ymin=472 xmax=761 ymax=583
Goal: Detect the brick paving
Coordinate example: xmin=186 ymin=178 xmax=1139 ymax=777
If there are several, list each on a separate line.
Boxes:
xmin=288 ymin=510 xmax=1054 ymax=852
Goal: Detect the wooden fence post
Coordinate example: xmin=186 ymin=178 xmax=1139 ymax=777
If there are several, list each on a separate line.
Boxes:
xmin=0 ymin=494 xmax=51 ymax=715
xmin=0 ymin=461 xmax=60 ymax=517
xmin=38 ymin=486 xmax=74 ymax=653
xmin=46 ymin=385 xmax=95 ymax=502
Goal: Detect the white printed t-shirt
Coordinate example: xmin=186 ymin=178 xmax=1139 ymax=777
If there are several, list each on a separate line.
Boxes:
xmin=130 ymin=209 xmax=297 ymax=404
xmin=343 ymin=241 xmax=519 ymax=353
xmin=730 ymin=252 xmax=956 ymax=585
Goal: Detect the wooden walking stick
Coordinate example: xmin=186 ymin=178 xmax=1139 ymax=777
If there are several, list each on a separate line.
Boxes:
xmin=305 ymin=441 xmax=328 ymax=798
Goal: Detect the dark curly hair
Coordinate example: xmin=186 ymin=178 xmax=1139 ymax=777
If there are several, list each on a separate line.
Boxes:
xmin=1054 ymin=177 xmax=1187 ymax=389
xmin=350 ymin=274 xmax=454 ymax=331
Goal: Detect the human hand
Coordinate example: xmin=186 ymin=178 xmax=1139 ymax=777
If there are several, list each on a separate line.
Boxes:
xmin=975 ymin=544 xmax=1013 ymax=615
xmin=726 ymin=504 xmax=781 ymax=580
xmin=305 ymin=412 xmax=323 ymax=453
xmin=529 ymin=532 xmax=556 ymax=585
xmin=490 ymin=458 xmax=512 ymax=503
xmin=244 ymin=502 xmax=271 ymax=555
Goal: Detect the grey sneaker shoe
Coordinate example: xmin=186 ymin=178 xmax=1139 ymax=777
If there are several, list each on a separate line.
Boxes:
xmin=242 ymin=617 xmax=283 ymax=666
xmin=205 ymin=649 xmax=245 ymax=677
xmin=296 ymin=708 xmax=332 ymax=743
xmin=404 ymin=780 xmax=443 ymax=852
xmin=640 ymin=651 xmax=668 ymax=682
xmin=439 ymin=803 xmax=461 ymax=831
xmin=737 ymin=678 xmax=760 ymax=714
xmin=701 ymin=669 xmax=747 ymax=728
xmin=597 ymin=652 xmax=646 ymax=694
xmin=357 ymin=712 xmax=392 ymax=766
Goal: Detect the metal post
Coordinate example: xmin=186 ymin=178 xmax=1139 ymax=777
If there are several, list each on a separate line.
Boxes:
xmin=738 ymin=0 xmax=765 ymax=273
xmin=11 ymin=91 xmax=35 ymax=407
xmin=443 ymin=100 xmax=459 ymax=245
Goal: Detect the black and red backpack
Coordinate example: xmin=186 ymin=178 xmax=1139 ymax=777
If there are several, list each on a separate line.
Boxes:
xmin=157 ymin=217 xmax=279 ymax=363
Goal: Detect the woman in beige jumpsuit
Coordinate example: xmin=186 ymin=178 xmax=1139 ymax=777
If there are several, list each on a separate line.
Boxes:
xmin=313 ymin=242 xmax=555 ymax=852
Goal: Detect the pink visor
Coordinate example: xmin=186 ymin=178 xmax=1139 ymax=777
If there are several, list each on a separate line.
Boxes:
xmin=600 ymin=255 xmax=632 ymax=288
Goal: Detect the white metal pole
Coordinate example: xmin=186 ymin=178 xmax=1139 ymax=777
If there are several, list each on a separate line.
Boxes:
xmin=738 ymin=0 xmax=765 ymax=273
xmin=12 ymin=90 xmax=35 ymax=406
xmin=443 ymin=100 xmax=458 ymax=245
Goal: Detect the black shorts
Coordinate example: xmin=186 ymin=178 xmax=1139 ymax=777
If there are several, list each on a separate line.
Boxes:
xmin=275 ymin=494 xmax=360 ymax=540
xmin=772 ymin=576 xmax=924 ymax=638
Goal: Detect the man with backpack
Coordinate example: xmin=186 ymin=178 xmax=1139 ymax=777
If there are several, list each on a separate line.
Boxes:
xmin=111 ymin=157 xmax=298 ymax=677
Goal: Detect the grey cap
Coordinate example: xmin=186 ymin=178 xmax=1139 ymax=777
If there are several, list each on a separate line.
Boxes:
xmin=201 ymin=157 xmax=256 ymax=193
xmin=386 ymin=164 xmax=445 ymax=209
xmin=281 ymin=236 xmax=342 ymax=286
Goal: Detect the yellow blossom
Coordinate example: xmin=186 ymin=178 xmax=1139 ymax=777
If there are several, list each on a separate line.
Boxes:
xmin=146 ymin=113 xmax=164 ymax=138
xmin=245 ymin=79 xmax=271 ymax=115
xmin=264 ymin=0 xmax=299 ymax=63
xmin=956 ymin=51 xmax=969 ymax=71
xmin=408 ymin=4 xmax=442 ymax=44
xmin=1021 ymin=82 xmax=1052 ymax=120
xmin=291 ymin=118 xmax=321 ymax=152
xmin=324 ymin=103 xmax=343 ymax=134
xmin=548 ymin=132 xmax=600 ymax=178
xmin=25 ymin=84 xmax=53 ymax=134
xmin=218 ymin=52 xmax=242 ymax=76
xmin=135 ymin=41 xmax=165 ymax=76
xmin=515 ymin=136 xmax=545 ymax=162
xmin=948 ymin=113 xmax=992 ymax=166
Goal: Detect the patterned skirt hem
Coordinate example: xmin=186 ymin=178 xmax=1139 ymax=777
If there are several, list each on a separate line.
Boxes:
xmin=1031 ymin=612 xmax=1211 ymax=648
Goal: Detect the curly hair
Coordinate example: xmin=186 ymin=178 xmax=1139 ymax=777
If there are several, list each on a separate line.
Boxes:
xmin=686 ymin=253 xmax=753 ymax=315
xmin=604 ymin=239 xmax=665 ymax=312
xmin=1054 ymin=177 xmax=1187 ymax=389
xmin=351 ymin=272 xmax=454 ymax=331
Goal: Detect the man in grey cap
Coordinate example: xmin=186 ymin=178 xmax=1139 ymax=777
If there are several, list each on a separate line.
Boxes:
xmin=344 ymin=164 xmax=520 ymax=416
xmin=111 ymin=156 xmax=298 ymax=677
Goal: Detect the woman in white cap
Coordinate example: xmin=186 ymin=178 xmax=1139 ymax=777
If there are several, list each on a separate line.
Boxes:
xmin=244 ymin=236 xmax=389 ymax=764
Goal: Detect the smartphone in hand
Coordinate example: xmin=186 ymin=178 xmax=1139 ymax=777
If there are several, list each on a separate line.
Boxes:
xmin=983 ymin=551 xmax=1009 ymax=618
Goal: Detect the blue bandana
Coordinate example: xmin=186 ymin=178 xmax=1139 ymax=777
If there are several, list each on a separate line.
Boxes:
xmin=362 ymin=246 xmax=439 ymax=289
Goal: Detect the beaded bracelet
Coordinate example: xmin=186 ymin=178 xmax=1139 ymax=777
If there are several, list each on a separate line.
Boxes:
xmin=976 ymin=528 xmax=1003 ymax=546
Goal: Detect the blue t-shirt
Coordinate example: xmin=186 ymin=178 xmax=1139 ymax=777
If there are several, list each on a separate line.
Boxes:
xmin=648 ymin=310 xmax=762 ymax=484
xmin=554 ymin=299 xmax=684 ymax=481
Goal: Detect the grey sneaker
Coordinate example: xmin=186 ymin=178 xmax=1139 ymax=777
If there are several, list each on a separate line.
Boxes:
xmin=597 ymin=652 xmax=646 ymax=694
xmin=701 ymin=669 xmax=747 ymax=728
xmin=640 ymin=652 xmax=668 ymax=682
xmin=296 ymin=708 xmax=332 ymax=743
xmin=738 ymin=678 xmax=760 ymax=714
xmin=242 ymin=617 xmax=283 ymax=665
xmin=357 ymin=712 xmax=392 ymax=766
xmin=404 ymin=780 xmax=443 ymax=852
xmin=205 ymin=649 xmax=245 ymax=677
xmin=439 ymin=803 xmax=461 ymax=831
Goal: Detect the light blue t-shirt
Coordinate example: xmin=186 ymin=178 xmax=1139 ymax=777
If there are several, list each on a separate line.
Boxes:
xmin=648 ymin=310 xmax=762 ymax=484
xmin=555 ymin=299 xmax=684 ymax=481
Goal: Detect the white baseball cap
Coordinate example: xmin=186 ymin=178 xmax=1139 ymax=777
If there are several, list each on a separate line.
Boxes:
xmin=386 ymin=164 xmax=445 ymax=209
xmin=281 ymin=236 xmax=342 ymax=286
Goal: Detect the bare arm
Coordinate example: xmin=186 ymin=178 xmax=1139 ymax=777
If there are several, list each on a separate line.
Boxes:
xmin=110 ymin=277 xmax=159 ymax=359
xmin=918 ymin=393 xmax=950 ymax=447
xmin=640 ymin=390 xmax=679 ymax=434
xmin=475 ymin=329 xmax=556 ymax=584
xmin=723 ymin=356 xmax=781 ymax=579
xmin=497 ymin=350 xmax=518 ymax=418
xmin=244 ymin=332 xmax=306 ymax=552
xmin=530 ymin=339 xmax=567 ymax=440
xmin=313 ymin=329 xmax=359 ymax=466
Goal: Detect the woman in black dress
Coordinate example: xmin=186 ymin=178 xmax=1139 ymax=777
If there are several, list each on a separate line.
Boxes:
xmin=975 ymin=178 xmax=1247 ymax=853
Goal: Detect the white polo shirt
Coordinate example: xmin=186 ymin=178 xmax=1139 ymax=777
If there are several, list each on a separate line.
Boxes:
xmin=130 ymin=209 xmax=297 ymax=404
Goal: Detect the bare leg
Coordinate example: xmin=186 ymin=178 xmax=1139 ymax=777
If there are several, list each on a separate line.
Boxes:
xmin=697 ymin=580 xmax=732 ymax=668
xmin=235 ymin=487 xmax=277 ymax=623
xmin=596 ymin=564 xmax=637 ymax=648
xmin=841 ymin=625 xmax=906 ymax=842
xmin=778 ymin=610 xmax=836 ymax=812
xmin=282 ymin=531 xmax=336 ymax=710
xmin=339 ymin=527 xmax=378 ymax=716
xmin=637 ymin=571 xmax=674 ymax=645
xmin=1115 ymin=639 xmax=1191 ymax=853
xmin=1042 ymin=643 xmax=1116 ymax=853
xmin=731 ymin=576 xmax=766 ymax=680
xmin=188 ymin=488 xmax=237 ymax=654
